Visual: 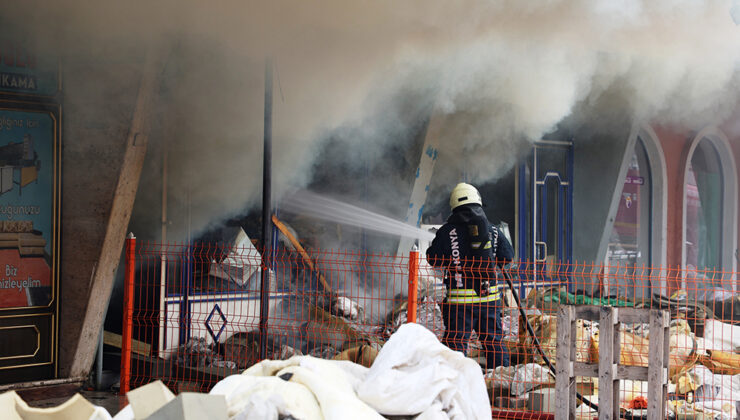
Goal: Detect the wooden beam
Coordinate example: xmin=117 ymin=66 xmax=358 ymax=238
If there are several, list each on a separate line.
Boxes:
xmin=0 ymin=377 xmax=85 ymax=393
xmin=272 ymin=214 xmax=333 ymax=294
xmin=648 ymin=309 xmax=670 ymax=420
xmin=68 ymin=49 xmax=165 ymax=378
xmin=598 ymin=306 xmax=619 ymax=420
xmin=615 ymin=306 xmax=650 ymax=325
xmin=103 ymin=331 xmax=151 ymax=357
xmin=573 ymin=305 xmax=600 ymax=322
xmin=555 ymin=305 xmax=576 ymax=420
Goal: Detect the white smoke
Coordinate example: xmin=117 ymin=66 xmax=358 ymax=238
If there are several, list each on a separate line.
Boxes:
xmin=12 ymin=0 xmax=740 ymax=239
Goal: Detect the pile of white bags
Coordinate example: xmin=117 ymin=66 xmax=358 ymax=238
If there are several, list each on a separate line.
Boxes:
xmin=208 ymin=323 xmax=490 ymax=420
xmin=109 ymin=323 xmax=490 ymax=420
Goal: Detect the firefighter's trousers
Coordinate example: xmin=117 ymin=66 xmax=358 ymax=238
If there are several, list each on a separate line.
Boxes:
xmin=441 ymin=299 xmax=510 ymax=369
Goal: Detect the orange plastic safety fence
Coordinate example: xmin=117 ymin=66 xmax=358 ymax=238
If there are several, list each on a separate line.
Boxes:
xmin=122 ymin=241 xmax=740 ymax=419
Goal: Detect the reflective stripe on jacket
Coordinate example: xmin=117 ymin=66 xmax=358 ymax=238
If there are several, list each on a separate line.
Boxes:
xmin=447 ymin=286 xmax=501 ymax=303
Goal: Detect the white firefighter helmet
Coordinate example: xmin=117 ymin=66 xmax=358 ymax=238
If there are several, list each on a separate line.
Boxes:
xmin=449 ymin=182 xmax=482 ymax=210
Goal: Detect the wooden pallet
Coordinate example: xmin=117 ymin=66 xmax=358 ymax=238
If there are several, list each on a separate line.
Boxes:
xmin=555 ymin=305 xmax=669 ymax=420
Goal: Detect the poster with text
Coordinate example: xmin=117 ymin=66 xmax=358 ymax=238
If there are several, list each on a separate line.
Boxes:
xmin=0 ymin=107 xmax=58 ymax=309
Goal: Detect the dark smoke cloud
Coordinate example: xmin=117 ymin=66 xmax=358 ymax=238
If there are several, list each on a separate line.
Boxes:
xmin=9 ymin=0 xmax=740 ymax=240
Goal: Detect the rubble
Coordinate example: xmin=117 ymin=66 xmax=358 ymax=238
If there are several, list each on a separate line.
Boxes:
xmin=332 ymin=343 xmax=380 ymax=368
xmin=304 ymin=304 xmax=382 ymax=349
xmin=486 ymin=363 xmax=554 ymax=397
xmin=500 ymin=312 xmax=518 ymax=342
xmin=332 ymin=295 xmax=363 ymax=320
xmin=484 ymin=287 xmax=740 ymax=417
xmin=522 ymin=314 xmax=595 ymax=365
xmin=382 ymin=296 xmax=445 ymax=341
xmin=222 ymin=333 xmax=302 ymax=369
xmin=172 ymin=337 xmax=238 ymax=370
xmin=308 ymin=345 xmax=339 ymax=359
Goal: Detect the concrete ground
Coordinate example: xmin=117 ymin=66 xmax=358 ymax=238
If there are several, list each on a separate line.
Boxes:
xmin=28 ymin=389 xmax=126 ymax=417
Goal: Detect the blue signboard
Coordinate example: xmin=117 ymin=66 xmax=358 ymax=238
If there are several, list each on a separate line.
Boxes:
xmin=0 ymin=106 xmax=58 ymax=309
xmin=0 ymin=43 xmax=59 ymax=97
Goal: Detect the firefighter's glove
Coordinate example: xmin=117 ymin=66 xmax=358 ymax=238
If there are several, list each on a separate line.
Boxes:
xmin=479 ymin=280 xmax=490 ymax=297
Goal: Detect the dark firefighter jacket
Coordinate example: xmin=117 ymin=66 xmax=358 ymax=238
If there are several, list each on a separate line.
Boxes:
xmin=426 ymin=204 xmax=514 ymax=303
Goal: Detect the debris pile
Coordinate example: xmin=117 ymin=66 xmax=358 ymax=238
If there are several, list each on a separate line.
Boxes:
xmin=489 ymin=287 xmax=740 ymax=419
xmin=333 ymin=295 xmax=363 ymax=321
xmin=220 ymin=333 xmax=301 ymax=369
xmin=174 ymin=337 xmax=237 ymax=370
xmin=382 ymin=296 xmax=445 ymax=341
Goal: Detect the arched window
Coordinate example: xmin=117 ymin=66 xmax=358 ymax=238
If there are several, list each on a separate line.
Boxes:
xmin=607 ymin=131 xmax=665 ymax=298
xmin=683 ymin=131 xmax=738 ymax=297
xmin=686 ymin=140 xmax=722 ymax=272
xmin=608 ymin=138 xmax=651 ymax=264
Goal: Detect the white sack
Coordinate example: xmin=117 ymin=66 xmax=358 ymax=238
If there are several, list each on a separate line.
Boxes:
xmin=224 ymin=356 xmax=383 ymax=420
xmin=334 ymin=296 xmax=361 ymax=320
xmin=485 ymin=366 xmax=516 ymax=391
xmin=210 ymin=374 xmax=322 ymax=420
xmin=356 ymin=323 xmax=491 ymax=420
xmin=701 ymin=319 xmax=740 ymax=353
xmin=485 ymin=364 xmax=554 ymax=396
xmin=689 ymin=365 xmax=740 ymax=410
xmin=511 ymin=364 xmax=554 ymax=396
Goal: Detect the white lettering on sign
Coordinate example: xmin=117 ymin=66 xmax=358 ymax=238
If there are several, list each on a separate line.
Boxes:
xmin=1 ymin=265 xmax=42 ymax=290
xmin=0 ymin=73 xmax=37 ymax=90
xmin=449 ymin=228 xmax=464 ymax=288
xmin=0 ymin=205 xmax=41 ymax=220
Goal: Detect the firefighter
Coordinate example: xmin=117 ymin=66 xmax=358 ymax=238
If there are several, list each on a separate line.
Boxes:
xmin=426 ymin=182 xmax=513 ymax=368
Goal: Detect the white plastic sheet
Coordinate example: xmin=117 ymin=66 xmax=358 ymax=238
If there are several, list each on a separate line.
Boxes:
xmin=511 ymin=364 xmax=553 ymax=396
xmin=231 ymin=356 xmax=382 ymax=420
xmin=357 ymin=323 xmax=491 ymax=420
xmin=701 ymin=319 xmax=740 ymax=353
xmin=485 ymin=364 xmax=554 ymax=397
xmin=688 ymin=365 xmax=740 ymax=417
xmin=210 ymin=374 xmax=323 ymax=420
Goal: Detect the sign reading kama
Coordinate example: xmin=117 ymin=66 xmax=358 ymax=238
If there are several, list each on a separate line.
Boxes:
xmin=0 ymin=43 xmax=59 ymax=96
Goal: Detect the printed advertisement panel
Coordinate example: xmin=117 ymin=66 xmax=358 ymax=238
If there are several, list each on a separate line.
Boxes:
xmin=0 ymin=106 xmax=58 ymax=310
